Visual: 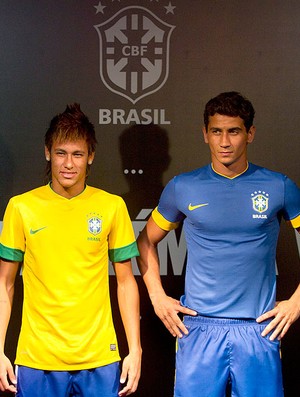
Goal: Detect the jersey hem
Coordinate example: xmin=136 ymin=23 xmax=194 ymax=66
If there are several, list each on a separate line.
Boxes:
xmin=14 ymin=357 xmax=121 ymax=371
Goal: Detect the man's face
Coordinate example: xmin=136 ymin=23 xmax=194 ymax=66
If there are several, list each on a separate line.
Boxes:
xmin=202 ymin=113 xmax=255 ymax=175
xmin=45 ymin=138 xmax=94 ymax=198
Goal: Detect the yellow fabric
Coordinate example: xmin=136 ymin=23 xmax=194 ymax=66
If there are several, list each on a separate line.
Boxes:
xmin=0 ymin=185 xmax=138 ymax=370
xmin=152 ymin=207 xmax=180 ymax=231
xmin=289 ymin=215 xmax=300 ymax=229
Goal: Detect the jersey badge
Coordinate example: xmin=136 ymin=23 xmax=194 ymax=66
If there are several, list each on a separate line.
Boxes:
xmin=251 ymin=191 xmax=269 ymax=213
xmin=87 ymin=216 xmax=102 ymax=235
xmin=110 ymin=344 xmax=117 ymax=351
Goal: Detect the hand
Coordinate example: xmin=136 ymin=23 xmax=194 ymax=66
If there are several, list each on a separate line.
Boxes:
xmin=256 ymin=299 xmax=300 ymax=341
xmin=0 ymin=353 xmax=17 ymax=393
xmin=118 ymin=350 xmax=142 ymax=396
xmin=150 ymin=292 xmax=197 ymax=338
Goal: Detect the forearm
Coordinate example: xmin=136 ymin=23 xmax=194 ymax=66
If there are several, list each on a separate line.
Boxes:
xmin=0 ymin=287 xmax=14 ymax=353
xmin=136 ymin=221 xmax=168 ymax=301
xmin=117 ymin=273 xmax=141 ymax=353
xmin=0 ymin=260 xmax=18 ymax=352
xmin=288 ymin=282 xmax=300 ymax=313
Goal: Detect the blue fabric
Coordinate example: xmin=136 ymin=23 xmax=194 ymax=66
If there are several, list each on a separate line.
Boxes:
xmin=16 ymin=363 xmax=120 ymax=397
xmin=174 ymin=315 xmax=284 ymax=397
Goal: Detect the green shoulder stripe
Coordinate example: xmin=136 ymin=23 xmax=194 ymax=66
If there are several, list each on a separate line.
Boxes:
xmin=0 ymin=244 xmax=24 ymax=262
xmin=109 ymin=241 xmax=139 ymax=263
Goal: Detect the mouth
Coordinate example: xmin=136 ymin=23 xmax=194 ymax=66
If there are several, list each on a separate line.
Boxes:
xmin=60 ymin=171 xmax=77 ymax=179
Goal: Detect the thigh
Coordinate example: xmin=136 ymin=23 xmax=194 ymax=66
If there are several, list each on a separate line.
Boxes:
xmin=16 ymin=366 xmax=72 ymax=397
xmin=72 ymin=362 xmax=120 ymax=397
xmin=174 ymin=318 xmax=229 ymax=397
xmin=230 ymin=324 xmax=284 ymax=397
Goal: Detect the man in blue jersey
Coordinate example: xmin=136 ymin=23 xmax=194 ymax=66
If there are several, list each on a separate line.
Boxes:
xmin=137 ymin=92 xmax=300 ymax=397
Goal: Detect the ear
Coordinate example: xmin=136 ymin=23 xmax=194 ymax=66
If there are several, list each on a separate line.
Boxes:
xmin=247 ymin=125 xmax=256 ymax=144
xmin=88 ymin=152 xmax=95 ymax=165
xmin=45 ymin=146 xmax=51 ymax=161
xmin=202 ymin=126 xmax=209 ymax=143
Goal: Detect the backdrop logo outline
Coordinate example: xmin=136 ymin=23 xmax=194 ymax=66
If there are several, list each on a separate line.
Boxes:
xmin=94 ymin=6 xmax=175 ymax=104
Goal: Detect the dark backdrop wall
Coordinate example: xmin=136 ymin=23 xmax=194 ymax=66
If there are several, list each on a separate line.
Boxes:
xmin=0 ymin=1 xmax=299 ymax=396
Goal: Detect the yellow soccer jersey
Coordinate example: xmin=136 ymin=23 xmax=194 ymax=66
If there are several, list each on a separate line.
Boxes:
xmin=0 ymin=184 xmax=139 ymax=370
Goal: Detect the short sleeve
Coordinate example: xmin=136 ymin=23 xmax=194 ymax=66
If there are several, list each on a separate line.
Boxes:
xmin=0 ymin=197 xmax=25 ymax=261
xmin=108 ymin=197 xmax=139 ymax=262
xmin=152 ymin=177 xmax=185 ymax=230
xmin=282 ymin=177 xmax=300 ymax=228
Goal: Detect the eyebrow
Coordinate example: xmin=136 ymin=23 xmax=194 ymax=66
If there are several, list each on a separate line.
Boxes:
xmin=209 ymin=126 xmax=243 ymax=131
xmin=54 ymin=148 xmax=86 ymax=154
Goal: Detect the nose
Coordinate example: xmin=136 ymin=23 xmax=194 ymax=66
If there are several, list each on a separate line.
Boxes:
xmin=63 ymin=154 xmax=74 ymax=169
xmin=219 ymin=132 xmax=231 ymax=147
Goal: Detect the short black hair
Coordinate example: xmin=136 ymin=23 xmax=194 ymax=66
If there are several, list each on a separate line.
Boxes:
xmin=203 ymin=91 xmax=255 ymax=131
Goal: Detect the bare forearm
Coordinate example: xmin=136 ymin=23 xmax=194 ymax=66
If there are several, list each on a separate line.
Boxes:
xmin=138 ymin=253 xmax=165 ymax=299
xmin=114 ymin=260 xmax=142 ymax=396
xmin=117 ymin=275 xmax=141 ymax=353
xmin=288 ymin=282 xmax=300 ymax=312
xmin=0 ymin=286 xmax=13 ymax=352
xmin=0 ymin=260 xmax=19 ymax=352
xmin=136 ymin=222 xmax=168 ymax=301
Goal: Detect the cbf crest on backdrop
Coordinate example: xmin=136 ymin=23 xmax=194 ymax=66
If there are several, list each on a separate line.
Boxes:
xmin=93 ymin=0 xmax=176 ymax=124
xmin=95 ymin=6 xmax=175 ymax=104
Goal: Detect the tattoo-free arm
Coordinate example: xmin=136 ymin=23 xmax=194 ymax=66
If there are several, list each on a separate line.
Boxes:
xmin=137 ymin=217 xmax=197 ymax=338
xmin=257 ymin=227 xmax=300 ymax=340
xmin=0 ymin=259 xmax=19 ymax=393
xmin=113 ymin=259 xmax=142 ymax=396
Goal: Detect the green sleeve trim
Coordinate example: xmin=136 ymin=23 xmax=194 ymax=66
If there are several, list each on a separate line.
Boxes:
xmin=0 ymin=244 xmax=24 ymax=262
xmin=109 ymin=241 xmax=139 ymax=263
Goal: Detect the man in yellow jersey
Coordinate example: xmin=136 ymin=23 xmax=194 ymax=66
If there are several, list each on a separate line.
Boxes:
xmin=0 ymin=104 xmax=141 ymax=397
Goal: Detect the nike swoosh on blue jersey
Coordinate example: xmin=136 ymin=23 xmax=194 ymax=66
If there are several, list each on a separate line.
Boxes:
xmin=188 ymin=203 xmax=209 ymax=211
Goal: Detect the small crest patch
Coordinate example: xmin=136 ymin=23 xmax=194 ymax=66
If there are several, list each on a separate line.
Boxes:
xmin=88 ymin=217 xmax=102 ymax=235
xmin=251 ymin=191 xmax=269 ymax=213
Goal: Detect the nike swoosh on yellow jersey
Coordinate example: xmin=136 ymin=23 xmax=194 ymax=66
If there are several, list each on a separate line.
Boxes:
xmin=188 ymin=203 xmax=209 ymax=211
xmin=30 ymin=226 xmax=47 ymax=235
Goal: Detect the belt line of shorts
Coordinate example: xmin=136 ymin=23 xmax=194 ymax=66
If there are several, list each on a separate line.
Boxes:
xmin=183 ymin=314 xmax=272 ymax=326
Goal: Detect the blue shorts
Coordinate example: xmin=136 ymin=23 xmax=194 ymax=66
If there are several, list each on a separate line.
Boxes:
xmin=174 ymin=316 xmax=284 ymax=397
xmin=16 ymin=362 xmax=120 ymax=397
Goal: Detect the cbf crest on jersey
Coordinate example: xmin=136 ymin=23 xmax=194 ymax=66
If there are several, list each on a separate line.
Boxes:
xmin=94 ymin=6 xmax=175 ymax=104
xmin=88 ymin=216 xmax=102 ymax=235
xmin=251 ymin=191 xmax=269 ymax=213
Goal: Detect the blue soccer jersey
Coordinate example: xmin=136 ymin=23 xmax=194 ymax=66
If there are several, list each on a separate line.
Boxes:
xmin=153 ymin=163 xmax=300 ymax=319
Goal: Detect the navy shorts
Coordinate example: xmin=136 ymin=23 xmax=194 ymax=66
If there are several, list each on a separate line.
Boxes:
xmin=16 ymin=362 xmax=120 ymax=397
xmin=174 ymin=315 xmax=283 ymax=397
